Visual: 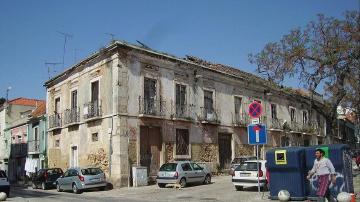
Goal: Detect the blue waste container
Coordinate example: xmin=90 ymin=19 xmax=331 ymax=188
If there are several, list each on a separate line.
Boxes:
xmin=305 ymin=144 xmax=354 ymax=200
xmin=266 ymin=147 xmax=307 ymax=201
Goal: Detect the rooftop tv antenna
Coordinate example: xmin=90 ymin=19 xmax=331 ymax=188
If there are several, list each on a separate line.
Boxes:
xmin=105 ymin=33 xmax=116 ymax=41
xmin=136 ymin=40 xmax=150 ymax=49
xmin=45 ymin=62 xmax=62 ymax=79
xmin=57 ymin=31 xmax=73 ymax=69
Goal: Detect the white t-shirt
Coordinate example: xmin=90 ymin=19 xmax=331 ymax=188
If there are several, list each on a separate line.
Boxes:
xmin=310 ymin=157 xmax=335 ymax=176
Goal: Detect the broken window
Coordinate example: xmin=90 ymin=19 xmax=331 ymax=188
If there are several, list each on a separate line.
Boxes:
xmin=271 ymin=104 xmax=277 ymax=120
xmin=290 ymin=107 xmax=296 ymax=122
xmin=176 ymin=129 xmax=189 ymax=156
xmin=144 ymin=78 xmax=157 ymax=114
xmin=303 ymin=111 xmax=308 ymax=124
xmin=204 ymin=90 xmax=214 ymax=114
xmin=175 ymin=84 xmax=186 ymax=117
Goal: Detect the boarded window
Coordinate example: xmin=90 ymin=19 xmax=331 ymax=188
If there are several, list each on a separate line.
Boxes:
xmin=176 ymin=129 xmax=189 ymax=155
xmin=175 ymin=84 xmax=186 ymax=115
xmin=234 ymin=97 xmax=242 ymax=115
xmin=271 ymin=104 xmax=277 ymax=119
xmin=204 ymin=90 xmax=213 ymax=112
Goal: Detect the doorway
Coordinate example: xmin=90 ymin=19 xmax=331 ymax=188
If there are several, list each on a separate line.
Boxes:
xmin=70 ymin=146 xmax=78 ymax=167
xmin=218 ymin=133 xmax=232 ymax=170
xmin=140 ymin=126 xmax=162 ymax=177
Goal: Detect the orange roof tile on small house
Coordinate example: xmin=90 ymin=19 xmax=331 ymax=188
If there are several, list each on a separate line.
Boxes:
xmin=8 ymin=97 xmax=45 ymax=107
xmin=30 ymin=102 xmax=46 ymax=117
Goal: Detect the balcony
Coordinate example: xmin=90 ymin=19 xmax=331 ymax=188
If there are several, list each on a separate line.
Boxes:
xmin=28 ymin=140 xmax=40 ymax=154
xmin=269 ymin=118 xmax=284 ymax=130
xmin=48 ymin=113 xmax=62 ymax=130
xmin=199 ymin=107 xmax=220 ymax=124
xmin=64 ymin=108 xmax=80 ymax=126
xmin=289 ymin=121 xmax=302 ymax=133
xmin=301 ymin=123 xmax=317 ymax=134
xmin=232 ymin=113 xmax=250 ymax=127
xmin=172 ymin=103 xmax=193 ymax=121
xmin=138 ymin=96 xmax=166 ymax=118
xmin=84 ymin=101 xmax=102 ymax=121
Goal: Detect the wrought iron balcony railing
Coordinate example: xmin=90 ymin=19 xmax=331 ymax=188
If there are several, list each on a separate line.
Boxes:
xmin=49 ymin=113 xmax=62 ymax=129
xmin=269 ymin=118 xmax=284 ymax=130
xmin=232 ymin=113 xmax=250 ymax=127
xmin=139 ymin=96 xmax=166 ymax=117
xmin=199 ymin=107 xmax=220 ymax=124
xmin=64 ymin=108 xmax=80 ymax=125
xmin=84 ymin=101 xmax=102 ymax=120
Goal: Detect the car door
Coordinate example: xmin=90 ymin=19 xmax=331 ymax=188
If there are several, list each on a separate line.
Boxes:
xmin=61 ymin=170 xmax=72 ymax=190
xmin=191 ymin=163 xmax=206 ymax=183
xmin=181 ymin=163 xmax=196 ymax=183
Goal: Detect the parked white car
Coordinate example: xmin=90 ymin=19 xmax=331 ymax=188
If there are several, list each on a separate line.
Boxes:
xmin=0 ymin=170 xmax=10 ymax=197
xmin=231 ymin=160 xmax=267 ymax=191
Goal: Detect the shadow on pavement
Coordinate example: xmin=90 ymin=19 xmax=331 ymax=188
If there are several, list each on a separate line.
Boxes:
xmin=10 ymin=185 xmax=61 ymax=199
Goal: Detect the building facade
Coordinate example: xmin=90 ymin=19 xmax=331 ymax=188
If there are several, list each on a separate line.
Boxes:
xmin=45 ymin=41 xmax=328 ymax=187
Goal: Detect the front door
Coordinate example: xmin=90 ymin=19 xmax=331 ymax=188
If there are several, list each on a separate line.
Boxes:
xmin=140 ymin=126 xmax=162 ymax=177
xmin=70 ymin=146 xmax=78 ymax=168
xmin=218 ymin=133 xmax=232 ymax=170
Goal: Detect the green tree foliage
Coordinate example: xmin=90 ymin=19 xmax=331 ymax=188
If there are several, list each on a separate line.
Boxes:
xmin=249 ymin=11 xmax=360 ymax=134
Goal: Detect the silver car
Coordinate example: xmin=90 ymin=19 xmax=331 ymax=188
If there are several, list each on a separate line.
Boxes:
xmin=56 ymin=167 xmax=107 ymax=194
xmin=156 ymin=161 xmax=211 ymax=188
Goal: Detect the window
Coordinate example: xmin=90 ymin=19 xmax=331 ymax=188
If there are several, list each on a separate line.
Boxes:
xmin=144 ymin=78 xmax=157 ymax=113
xmin=34 ymin=127 xmax=39 ymax=141
xmin=160 ymin=163 xmax=177 ymax=172
xmin=176 ymin=129 xmax=189 ymax=155
xmin=290 ymin=107 xmax=296 ymax=122
xmin=55 ymin=97 xmax=61 ymax=114
xmin=181 ymin=163 xmax=193 ymax=171
xmin=234 ymin=97 xmax=242 ymax=115
xmin=92 ymin=133 xmax=99 ymax=142
xmin=303 ymin=111 xmax=308 ymax=124
xmin=18 ymin=135 xmax=22 ymax=142
xmin=71 ymin=90 xmax=78 ymax=109
xmin=204 ymin=90 xmax=214 ymax=113
xmin=175 ymin=84 xmax=186 ymax=116
xmin=55 ymin=139 xmax=60 ymax=147
xmin=271 ymin=104 xmax=277 ymax=120
xmin=191 ymin=163 xmax=203 ymax=171
xmin=91 ymin=81 xmax=99 ymax=103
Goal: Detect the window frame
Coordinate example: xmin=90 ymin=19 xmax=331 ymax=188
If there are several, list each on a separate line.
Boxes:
xmin=174 ymin=128 xmax=191 ymax=159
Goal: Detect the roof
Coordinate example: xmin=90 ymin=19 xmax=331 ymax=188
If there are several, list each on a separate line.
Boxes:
xmin=30 ymin=102 xmax=46 ymax=117
xmin=8 ymin=97 xmax=45 ymax=107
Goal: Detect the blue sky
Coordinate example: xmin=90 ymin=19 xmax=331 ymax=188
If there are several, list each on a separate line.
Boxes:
xmin=0 ymin=0 xmax=358 ymax=100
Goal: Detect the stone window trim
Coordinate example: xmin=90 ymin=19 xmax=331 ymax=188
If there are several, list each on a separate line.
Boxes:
xmin=69 ymin=87 xmax=78 ymax=110
xmin=174 ymin=128 xmax=191 ymax=159
xmin=302 ymin=110 xmax=308 ymax=124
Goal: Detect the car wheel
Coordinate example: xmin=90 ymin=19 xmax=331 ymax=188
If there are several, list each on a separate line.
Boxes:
xmin=41 ymin=182 xmax=47 ymax=190
xmin=72 ymin=183 xmax=82 ymax=194
xmin=56 ymin=183 xmax=62 ymax=192
xmin=203 ymin=174 xmax=211 ymax=184
xmin=32 ymin=182 xmax=37 ymax=189
xmin=99 ymin=186 xmax=106 ymax=191
xmin=158 ymin=183 xmax=166 ymax=188
xmin=235 ymin=186 xmax=243 ymax=191
xmin=180 ymin=178 xmax=186 ymax=188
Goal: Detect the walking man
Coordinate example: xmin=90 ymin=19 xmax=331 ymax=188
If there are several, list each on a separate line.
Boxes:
xmin=307 ymin=148 xmax=336 ymax=202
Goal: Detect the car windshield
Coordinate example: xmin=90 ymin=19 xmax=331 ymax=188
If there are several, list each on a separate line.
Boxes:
xmin=81 ymin=168 xmax=103 ymax=175
xmin=235 ymin=162 xmax=261 ymax=171
xmin=159 ymin=163 xmax=177 ymax=172
xmin=0 ymin=170 xmax=6 ymax=178
xmin=47 ymin=168 xmax=63 ymax=175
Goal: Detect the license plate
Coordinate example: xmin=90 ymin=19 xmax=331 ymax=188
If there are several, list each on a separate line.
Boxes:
xmin=240 ymin=173 xmax=251 ymax=177
xmin=91 ymin=178 xmax=100 ymax=182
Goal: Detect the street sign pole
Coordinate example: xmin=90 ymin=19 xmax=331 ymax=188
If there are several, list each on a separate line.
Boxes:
xmin=256 ymin=144 xmax=260 ymax=194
